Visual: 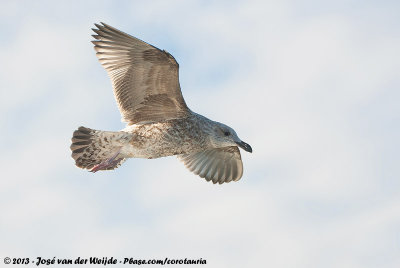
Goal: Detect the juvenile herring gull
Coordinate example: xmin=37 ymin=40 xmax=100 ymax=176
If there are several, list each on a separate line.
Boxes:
xmin=70 ymin=22 xmax=252 ymax=184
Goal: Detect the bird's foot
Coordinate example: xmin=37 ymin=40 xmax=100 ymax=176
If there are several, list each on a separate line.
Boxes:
xmin=90 ymin=149 xmax=122 ymax=173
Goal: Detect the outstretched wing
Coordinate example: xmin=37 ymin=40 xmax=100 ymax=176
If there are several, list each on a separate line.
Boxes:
xmin=92 ymin=22 xmax=190 ymax=125
xmin=178 ymin=147 xmax=244 ymax=184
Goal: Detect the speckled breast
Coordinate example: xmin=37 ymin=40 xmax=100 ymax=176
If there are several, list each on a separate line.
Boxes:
xmin=124 ymin=116 xmax=210 ymax=159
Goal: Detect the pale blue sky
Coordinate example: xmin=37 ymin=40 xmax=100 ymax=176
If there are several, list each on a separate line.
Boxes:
xmin=1 ymin=1 xmax=400 ymax=267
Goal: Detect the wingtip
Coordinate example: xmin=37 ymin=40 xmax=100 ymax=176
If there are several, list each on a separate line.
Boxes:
xmin=98 ymin=22 xmax=111 ymax=30
xmin=91 ymin=34 xmax=100 ymax=41
xmin=92 ymin=28 xmax=101 ymax=35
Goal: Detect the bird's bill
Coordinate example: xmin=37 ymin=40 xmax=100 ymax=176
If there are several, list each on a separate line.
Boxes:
xmin=236 ymin=141 xmax=252 ymax=153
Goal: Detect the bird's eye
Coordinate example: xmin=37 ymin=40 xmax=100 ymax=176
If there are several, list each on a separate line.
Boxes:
xmin=224 ymin=131 xmax=230 ymax=136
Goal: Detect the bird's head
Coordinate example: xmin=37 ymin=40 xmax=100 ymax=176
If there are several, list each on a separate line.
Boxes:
xmin=209 ymin=122 xmax=252 ymax=153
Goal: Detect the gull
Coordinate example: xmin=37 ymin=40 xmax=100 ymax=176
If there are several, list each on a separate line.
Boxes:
xmin=70 ymin=22 xmax=252 ymax=184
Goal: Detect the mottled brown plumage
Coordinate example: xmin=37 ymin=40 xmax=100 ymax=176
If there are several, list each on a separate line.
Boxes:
xmin=70 ymin=22 xmax=252 ymax=184
xmin=92 ymin=23 xmax=189 ymax=125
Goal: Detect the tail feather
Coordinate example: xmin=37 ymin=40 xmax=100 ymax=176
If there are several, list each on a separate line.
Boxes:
xmin=70 ymin=126 xmax=126 ymax=170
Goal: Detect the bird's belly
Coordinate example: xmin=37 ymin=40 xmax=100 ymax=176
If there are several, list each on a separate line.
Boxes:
xmin=122 ymin=139 xmax=202 ymax=159
xmin=121 ymin=121 xmax=208 ymax=159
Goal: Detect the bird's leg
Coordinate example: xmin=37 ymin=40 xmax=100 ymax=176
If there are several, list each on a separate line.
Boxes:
xmin=90 ymin=148 xmax=122 ymax=173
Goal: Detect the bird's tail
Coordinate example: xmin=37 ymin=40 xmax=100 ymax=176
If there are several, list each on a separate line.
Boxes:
xmin=70 ymin=126 xmax=126 ymax=171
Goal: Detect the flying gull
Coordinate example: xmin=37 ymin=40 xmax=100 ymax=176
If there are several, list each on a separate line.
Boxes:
xmin=70 ymin=22 xmax=252 ymax=184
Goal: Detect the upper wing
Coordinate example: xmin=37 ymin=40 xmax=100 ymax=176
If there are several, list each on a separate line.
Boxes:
xmin=92 ymin=22 xmax=190 ymax=124
xmin=178 ymin=147 xmax=244 ymax=184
